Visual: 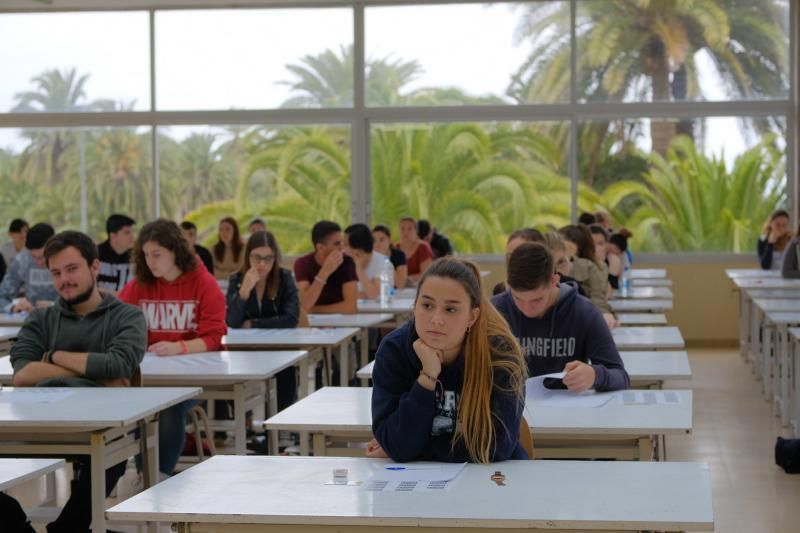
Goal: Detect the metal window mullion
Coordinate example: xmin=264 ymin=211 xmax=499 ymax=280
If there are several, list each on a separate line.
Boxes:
xmin=569 ymin=0 xmax=577 ymax=223
xmin=350 ymin=3 xmax=369 ymax=225
xmin=789 ymin=0 xmax=799 ymax=224
xmin=150 ymin=8 xmax=159 ymax=218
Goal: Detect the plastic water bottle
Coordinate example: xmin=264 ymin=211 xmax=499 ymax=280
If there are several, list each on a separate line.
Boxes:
xmin=620 ymin=265 xmax=632 ymax=297
xmin=379 ymin=256 xmax=395 ymax=305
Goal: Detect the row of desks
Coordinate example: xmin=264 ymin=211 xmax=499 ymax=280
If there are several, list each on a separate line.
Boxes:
xmin=727 ymin=269 xmax=800 ymax=436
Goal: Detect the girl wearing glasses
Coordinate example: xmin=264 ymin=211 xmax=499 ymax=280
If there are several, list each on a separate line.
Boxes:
xmin=226 ymin=231 xmax=300 ymax=408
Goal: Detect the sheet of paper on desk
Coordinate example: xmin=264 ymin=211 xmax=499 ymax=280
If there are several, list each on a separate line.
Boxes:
xmin=525 ymin=374 xmax=615 ymax=408
xmin=0 ymin=389 xmax=75 ymax=404
xmin=142 ymin=353 xmax=225 ymax=367
xmin=618 ymin=390 xmax=681 ymax=405
xmin=364 ymin=462 xmax=467 ymax=492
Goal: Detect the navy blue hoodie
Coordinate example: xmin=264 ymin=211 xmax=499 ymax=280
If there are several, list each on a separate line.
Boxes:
xmin=371 ymin=320 xmax=527 ymax=463
xmin=491 ymin=283 xmax=629 ymax=392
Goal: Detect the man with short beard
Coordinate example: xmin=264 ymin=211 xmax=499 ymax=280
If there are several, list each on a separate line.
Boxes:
xmin=9 ymin=230 xmax=147 ymax=533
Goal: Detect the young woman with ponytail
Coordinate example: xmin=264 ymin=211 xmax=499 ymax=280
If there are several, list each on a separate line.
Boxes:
xmin=369 ymin=258 xmax=528 ymax=463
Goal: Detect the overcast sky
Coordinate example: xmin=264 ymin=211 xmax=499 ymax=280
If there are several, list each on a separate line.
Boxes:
xmin=0 ymin=4 xmax=773 ymax=166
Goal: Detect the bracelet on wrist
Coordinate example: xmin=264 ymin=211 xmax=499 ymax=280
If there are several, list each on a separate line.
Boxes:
xmin=179 ymin=340 xmax=189 ymax=355
xmin=314 ymin=275 xmax=327 ymax=284
xmin=419 ymin=369 xmax=438 ymax=385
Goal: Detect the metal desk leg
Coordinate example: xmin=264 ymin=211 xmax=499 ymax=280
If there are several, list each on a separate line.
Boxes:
xmin=90 ymin=432 xmax=106 ymax=533
xmin=338 ymin=341 xmax=350 ymax=387
xmin=267 ymin=377 xmax=279 ymax=455
xmin=233 ymin=383 xmax=247 ymax=456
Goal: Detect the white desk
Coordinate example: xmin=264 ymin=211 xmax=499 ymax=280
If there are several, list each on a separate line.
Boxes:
xmin=140 ymin=351 xmax=308 ymax=455
xmin=0 ymin=458 xmax=64 ymax=492
xmin=750 ymin=299 xmax=800 ymax=394
xmin=307 ymin=313 xmax=393 ymax=328
xmin=0 ymin=386 xmax=200 ymax=532
xmin=223 ymin=328 xmax=359 ymax=388
xmin=788 ymin=327 xmax=800 ymax=437
xmin=612 ymin=327 xmax=685 ymax=350
xmin=107 ymin=455 xmax=713 ymax=532
xmin=609 ymin=299 xmax=673 ymax=313
xmin=0 ymin=326 xmax=20 ymax=341
xmin=265 ymin=387 xmax=692 ymax=461
xmin=733 ymin=277 xmax=800 ymax=290
xmin=357 ymin=351 xmax=691 ymax=387
xmin=0 ymin=313 xmax=27 ymax=326
xmin=761 ymin=312 xmax=800 ymax=428
xmin=617 ymin=313 xmax=667 ymax=325
xmin=357 ymin=298 xmax=414 ymax=314
xmin=630 ymin=268 xmax=667 ymax=279
xmin=632 ymin=277 xmax=673 ymax=287
xmin=612 ymin=287 xmax=673 ymax=299
xmin=725 ymin=268 xmax=780 ymax=279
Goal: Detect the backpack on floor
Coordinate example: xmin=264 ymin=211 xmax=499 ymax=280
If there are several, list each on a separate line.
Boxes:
xmin=775 ymin=437 xmax=800 ymax=474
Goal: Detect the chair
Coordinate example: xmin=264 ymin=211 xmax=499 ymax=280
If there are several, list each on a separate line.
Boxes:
xmin=186 ymin=405 xmax=217 ymax=461
xmin=519 ymin=415 xmax=534 ymax=459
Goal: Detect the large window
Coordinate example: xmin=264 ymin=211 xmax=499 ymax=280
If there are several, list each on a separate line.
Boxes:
xmin=158 ymin=124 xmax=351 ymax=255
xmin=370 ymin=121 xmax=570 ymax=252
xmin=155 ymin=9 xmax=353 ymax=110
xmin=0 ymin=1 xmax=795 ymax=255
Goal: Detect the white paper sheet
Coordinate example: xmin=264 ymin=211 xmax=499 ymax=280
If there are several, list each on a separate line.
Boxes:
xmin=363 ymin=462 xmax=466 ymax=492
xmin=525 ymin=373 xmax=615 ymax=408
xmin=0 ymin=389 xmax=75 ymax=404
xmin=618 ymin=390 xmax=682 ymax=405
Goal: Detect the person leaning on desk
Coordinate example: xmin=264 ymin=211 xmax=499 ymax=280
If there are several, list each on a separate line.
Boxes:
xmin=368 ymin=258 xmax=528 ymax=463
xmin=8 ymin=230 xmax=147 ymax=533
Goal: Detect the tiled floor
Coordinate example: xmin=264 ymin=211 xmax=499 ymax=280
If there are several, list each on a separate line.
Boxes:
xmin=9 ymin=347 xmax=800 ymax=532
xmin=667 ymin=348 xmax=800 ymax=533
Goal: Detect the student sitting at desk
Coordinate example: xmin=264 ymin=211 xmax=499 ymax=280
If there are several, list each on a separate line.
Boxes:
xmin=757 ymin=209 xmax=792 ymax=270
xmin=0 ymin=222 xmax=57 ymax=313
xmin=294 ymin=220 xmax=357 ymax=314
xmin=120 ymin=219 xmax=227 ymax=476
xmin=369 ymin=258 xmax=528 ymax=463
xmin=97 ymin=213 xmax=136 ymax=295
xmin=344 ymin=223 xmax=387 ymax=300
xmin=226 ymin=230 xmax=300 ymax=409
xmin=372 ymin=224 xmax=408 ymax=289
xmin=492 ymin=243 xmax=629 ymax=392
xmin=9 ymin=230 xmax=147 ymax=533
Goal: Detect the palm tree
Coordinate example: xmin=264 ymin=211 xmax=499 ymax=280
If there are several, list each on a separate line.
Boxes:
xmin=510 ymin=0 xmax=788 ymax=155
xmin=599 ymin=135 xmax=785 ymax=252
xmin=11 ymin=68 xmax=106 ymax=185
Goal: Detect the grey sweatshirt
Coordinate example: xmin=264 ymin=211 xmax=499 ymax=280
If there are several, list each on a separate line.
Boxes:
xmin=10 ymin=293 xmax=147 ymax=386
xmin=0 ymin=249 xmax=58 ymax=310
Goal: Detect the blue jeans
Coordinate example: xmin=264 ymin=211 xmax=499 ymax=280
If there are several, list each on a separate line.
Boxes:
xmin=159 ymin=398 xmax=201 ymax=475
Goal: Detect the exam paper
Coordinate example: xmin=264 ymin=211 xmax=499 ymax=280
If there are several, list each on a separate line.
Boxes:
xmin=0 ymin=389 xmax=75 ymax=404
xmin=525 ymin=373 xmax=615 ymax=408
xmin=364 ymin=462 xmax=466 ymax=492
xmin=618 ymin=390 xmax=681 ymax=405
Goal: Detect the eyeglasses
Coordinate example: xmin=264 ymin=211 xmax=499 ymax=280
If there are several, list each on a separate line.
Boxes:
xmin=250 ymin=254 xmax=276 ymax=264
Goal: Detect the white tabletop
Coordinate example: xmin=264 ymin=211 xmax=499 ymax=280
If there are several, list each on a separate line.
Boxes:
xmin=631 ymin=278 xmax=673 ymax=287
xmin=0 ymin=326 xmax=21 ymax=342
xmin=308 ymin=313 xmax=394 ymax=328
xmin=764 ymin=311 xmax=800 ymax=326
xmin=609 ymin=299 xmax=673 ymax=312
xmin=223 ymin=327 xmax=359 ymax=348
xmin=612 ymin=327 xmax=685 ymax=350
xmin=266 ymin=387 xmax=693 ymax=436
xmin=733 ymin=277 xmax=800 ymax=289
xmin=107 ymin=455 xmax=713 ymax=531
xmin=357 ymin=351 xmax=691 ymax=382
xmin=617 ymin=313 xmax=667 ymax=325
xmin=612 ymin=287 xmax=673 ymax=299
xmin=139 ymin=351 xmax=309 ymax=384
xmin=629 ymin=268 xmax=667 ymax=279
xmin=0 ymin=458 xmax=65 ymax=492
xmin=357 ymin=298 xmax=414 ymax=314
xmin=725 ymin=268 xmax=780 ymax=279
xmin=0 ymin=386 xmax=200 ymax=430
xmin=790 ymin=327 xmax=800 ymax=341
xmin=744 ymin=288 xmax=800 ymax=299
xmin=392 ymin=288 xmax=416 ymax=299
xmin=0 ymin=313 xmax=27 ymax=326
xmin=753 ymin=298 xmax=800 ymax=312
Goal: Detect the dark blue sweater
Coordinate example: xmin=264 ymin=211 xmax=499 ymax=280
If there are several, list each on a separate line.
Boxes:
xmin=371 ymin=321 xmax=527 ymax=463
xmin=491 ymin=283 xmax=630 ymax=392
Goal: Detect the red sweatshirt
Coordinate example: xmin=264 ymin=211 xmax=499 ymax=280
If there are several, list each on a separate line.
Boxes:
xmin=118 ymin=265 xmax=227 ymax=351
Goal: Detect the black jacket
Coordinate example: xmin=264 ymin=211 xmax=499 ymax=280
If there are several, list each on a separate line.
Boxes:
xmin=225 ymin=268 xmax=300 ymax=329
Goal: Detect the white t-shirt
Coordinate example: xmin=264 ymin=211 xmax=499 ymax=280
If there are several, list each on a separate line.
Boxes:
xmin=358 ymin=251 xmax=387 ymax=292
